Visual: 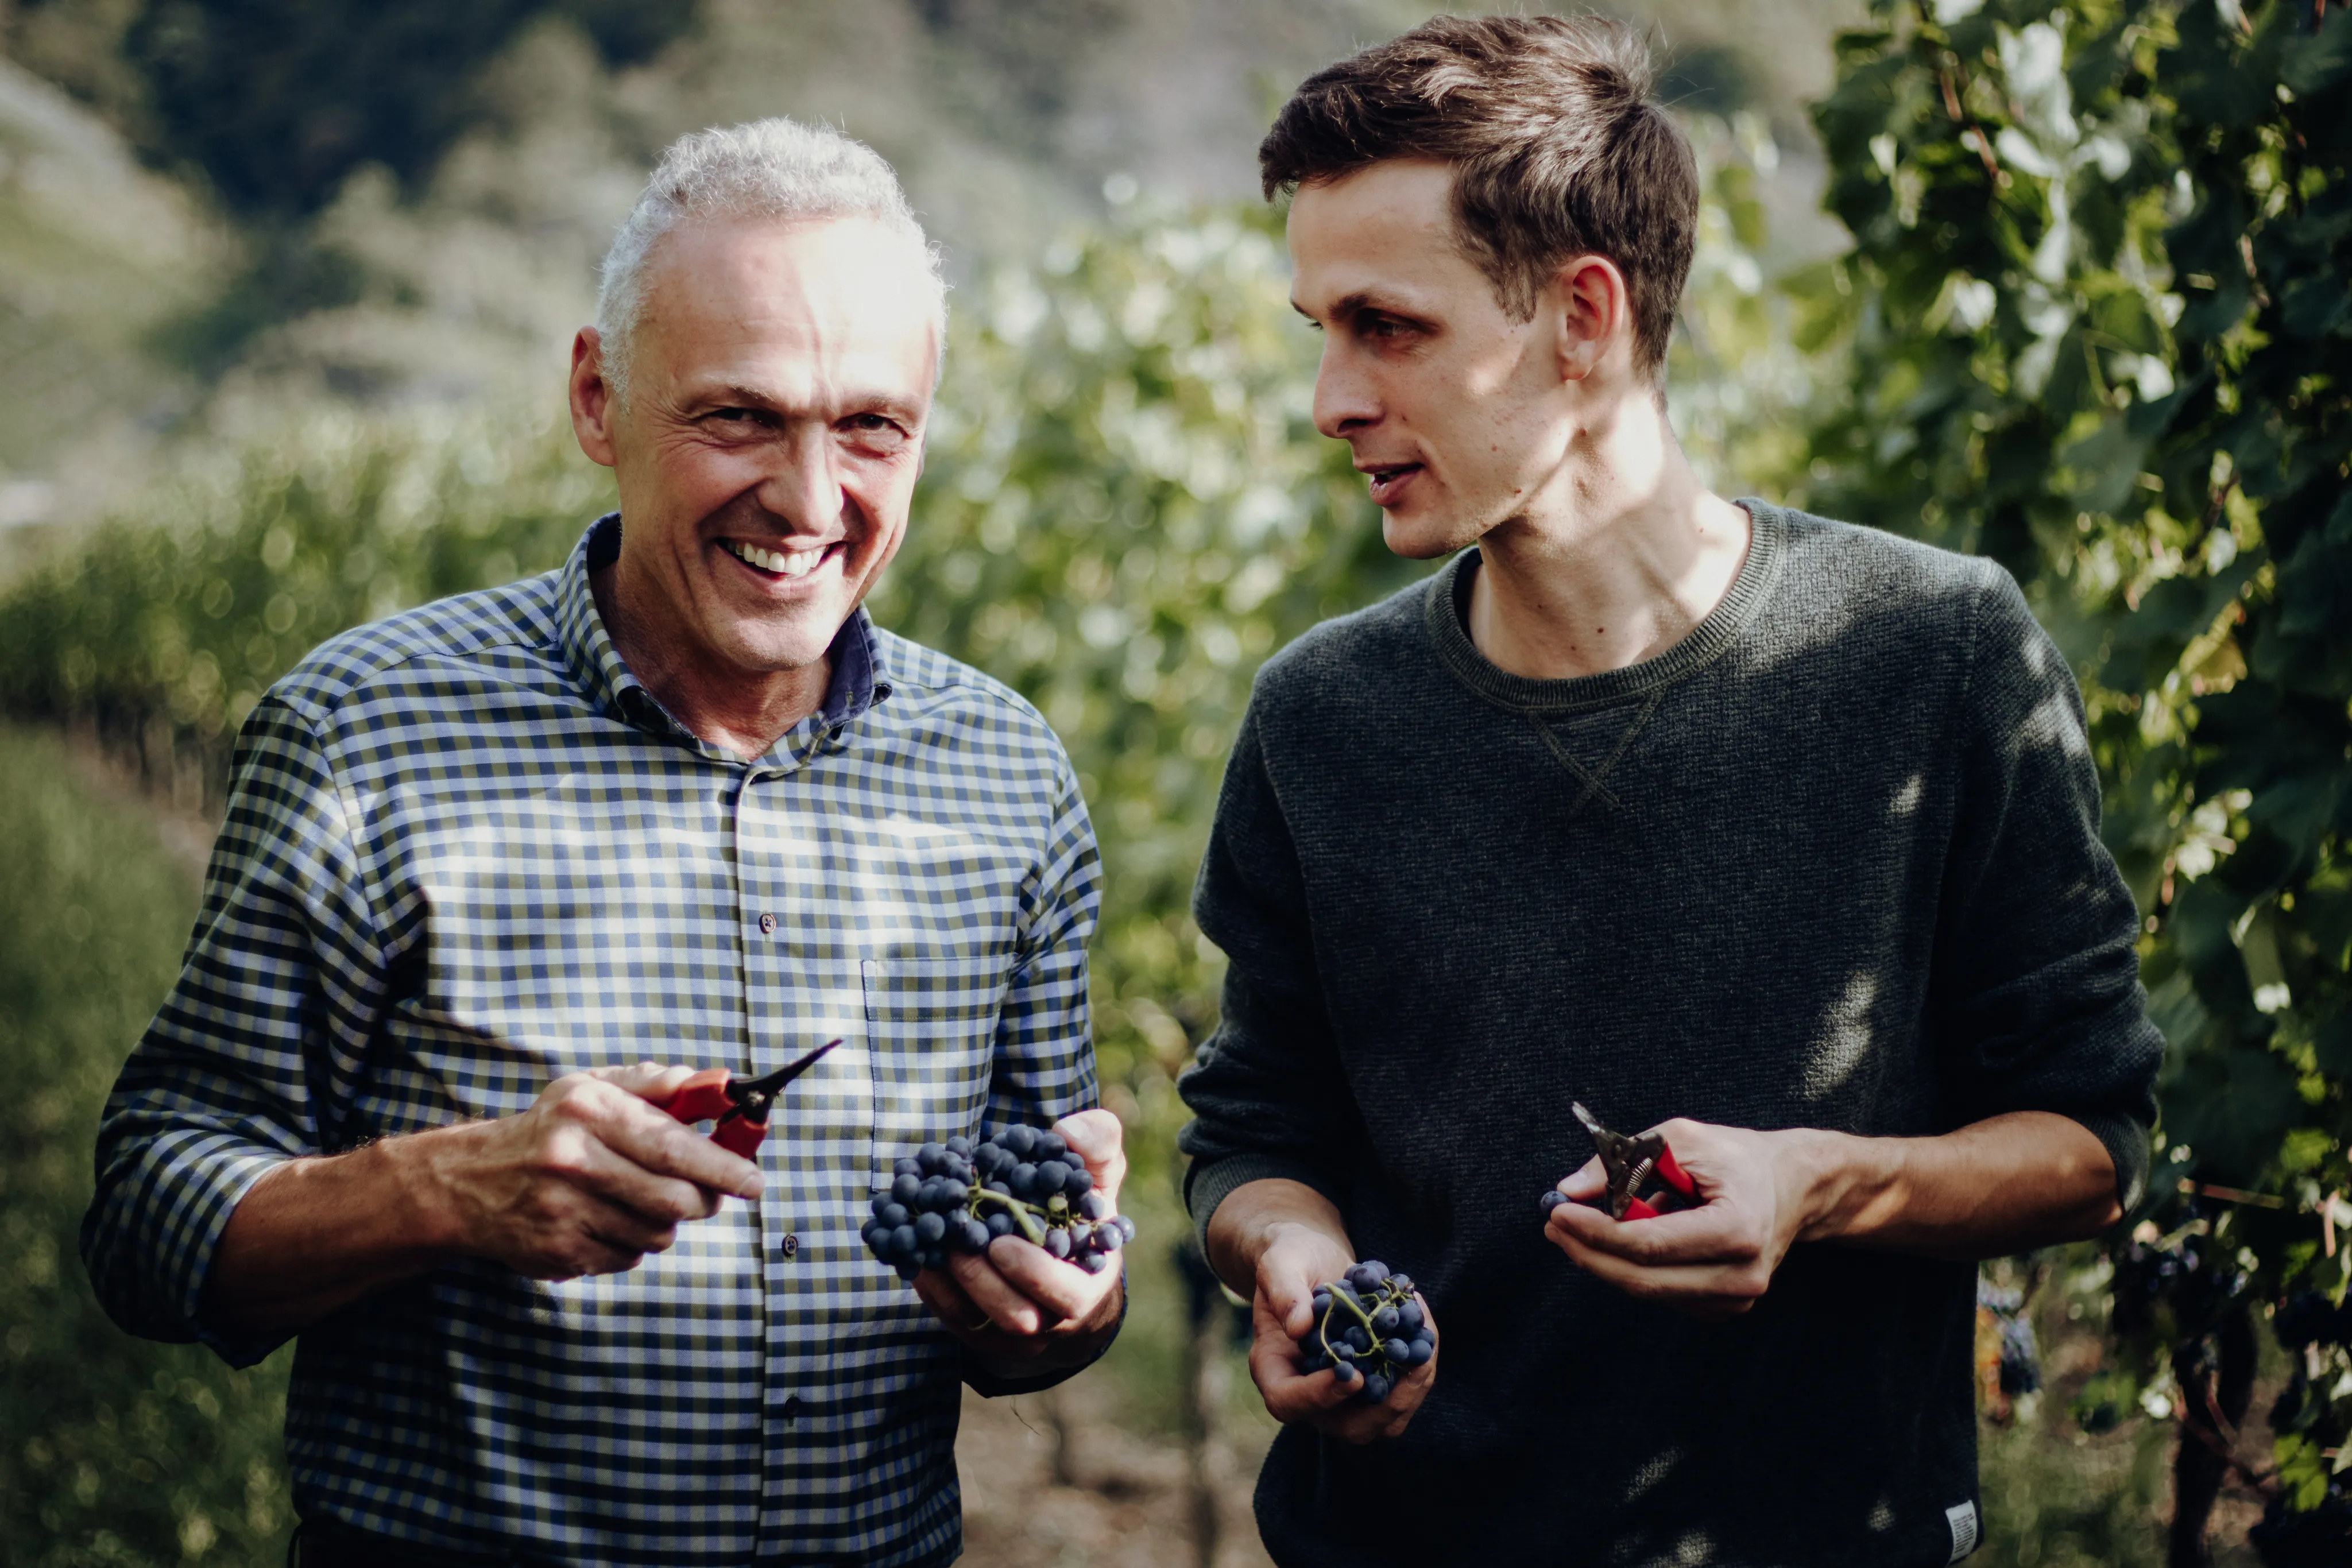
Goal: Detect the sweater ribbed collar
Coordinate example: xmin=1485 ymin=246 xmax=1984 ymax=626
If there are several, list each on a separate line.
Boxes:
xmin=1423 ymin=497 xmax=1788 ymax=714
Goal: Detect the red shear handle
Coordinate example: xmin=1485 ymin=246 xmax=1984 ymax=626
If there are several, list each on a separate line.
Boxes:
xmin=662 ymin=1067 xmax=737 ymax=1125
xmin=710 ymin=1112 xmax=768 ymax=1159
xmin=658 ymin=1068 xmax=775 ymax=1159
xmin=1654 ymin=1145 xmax=1697 ymax=1199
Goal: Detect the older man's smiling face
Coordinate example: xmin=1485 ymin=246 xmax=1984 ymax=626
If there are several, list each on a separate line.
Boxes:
xmin=587 ymin=215 xmax=939 ymax=688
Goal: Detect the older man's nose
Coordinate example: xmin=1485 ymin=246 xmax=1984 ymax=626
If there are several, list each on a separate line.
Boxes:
xmin=758 ymin=428 xmax=848 ymax=536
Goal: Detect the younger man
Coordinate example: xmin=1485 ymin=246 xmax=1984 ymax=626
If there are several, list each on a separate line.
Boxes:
xmin=1179 ymin=17 xmax=2161 ymax=1565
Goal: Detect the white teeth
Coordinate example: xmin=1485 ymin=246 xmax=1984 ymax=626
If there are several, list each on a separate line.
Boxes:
xmin=728 ymin=541 xmax=825 ymax=578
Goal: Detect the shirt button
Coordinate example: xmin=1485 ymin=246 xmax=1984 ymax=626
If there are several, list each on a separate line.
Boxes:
xmin=782 ymin=1233 xmax=799 ymax=1257
xmin=758 ymin=912 xmax=776 ymax=935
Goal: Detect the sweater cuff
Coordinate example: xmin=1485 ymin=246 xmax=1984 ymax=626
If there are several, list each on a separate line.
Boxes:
xmin=1183 ymin=1153 xmax=1347 ymax=1258
xmin=2060 ymin=1108 xmax=2152 ymax=1217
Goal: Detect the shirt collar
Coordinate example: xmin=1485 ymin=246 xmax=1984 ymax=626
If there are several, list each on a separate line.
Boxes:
xmin=557 ymin=513 xmax=890 ymax=753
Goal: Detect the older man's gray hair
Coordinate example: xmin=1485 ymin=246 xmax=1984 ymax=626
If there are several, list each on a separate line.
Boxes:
xmin=595 ymin=117 xmax=947 ymax=405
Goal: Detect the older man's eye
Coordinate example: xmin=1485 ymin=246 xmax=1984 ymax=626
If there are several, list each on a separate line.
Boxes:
xmin=844 ymin=413 xmax=911 ymax=446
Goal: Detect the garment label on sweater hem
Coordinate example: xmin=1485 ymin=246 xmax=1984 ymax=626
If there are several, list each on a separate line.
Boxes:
xmin=1945 ymin=1500 xmax=1980 ymax=1562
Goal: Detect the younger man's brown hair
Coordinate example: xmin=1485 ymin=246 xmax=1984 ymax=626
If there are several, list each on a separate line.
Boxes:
xmin=1260 ymin=14 xmax=1698 ymax=380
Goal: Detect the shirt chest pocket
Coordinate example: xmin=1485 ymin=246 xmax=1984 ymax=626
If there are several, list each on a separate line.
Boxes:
xmin=862 ymin=949 xmax=1008 ymax=1185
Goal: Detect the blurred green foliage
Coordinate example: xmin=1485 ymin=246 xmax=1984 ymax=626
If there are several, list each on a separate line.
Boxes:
xmin=0 ymin=408 xmax=614 ymax=814
xmin=0 ymin=723 xmax=291 ymax=1566
xmin=1801 ymin=0 xmax=2350 ymax=1555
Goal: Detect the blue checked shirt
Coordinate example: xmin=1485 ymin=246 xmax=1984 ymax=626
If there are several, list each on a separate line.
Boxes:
xmin=82 ymin=515 xmax=1106 ymax=1565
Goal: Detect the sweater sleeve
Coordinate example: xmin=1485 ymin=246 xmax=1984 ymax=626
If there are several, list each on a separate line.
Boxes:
xmin=1176 ymin=692 xmax=1369 ymax=1249
xmin=1930 ymin=566 xmax=2164 ymax=1211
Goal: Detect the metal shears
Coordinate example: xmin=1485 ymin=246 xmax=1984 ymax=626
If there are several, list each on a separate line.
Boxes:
xmin=1570 ymin=1101 xmax=1700 ymax=1221
xmin=657 ymin=1039 xmax=840 ymax=1157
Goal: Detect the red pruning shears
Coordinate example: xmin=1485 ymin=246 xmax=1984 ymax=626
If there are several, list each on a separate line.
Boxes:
xmin=1571 ymin=1101 xmax=1699 ymax=1221
xmin=658 ymin=1039 xmax=839 ymax=1157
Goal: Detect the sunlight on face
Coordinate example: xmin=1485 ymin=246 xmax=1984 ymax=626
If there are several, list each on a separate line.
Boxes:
xmin=605 ymin=216 xmax=939 ymax=676
xmin=1287 ymin=161 xmax=1572 ymax=559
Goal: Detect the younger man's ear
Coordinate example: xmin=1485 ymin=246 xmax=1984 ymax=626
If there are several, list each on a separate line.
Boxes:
xmin=1551 ymin=254 xmax=1630 ymax=385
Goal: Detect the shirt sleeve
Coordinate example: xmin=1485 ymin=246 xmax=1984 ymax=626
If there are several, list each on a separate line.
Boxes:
xmin=980 ymin=754 xmax=1102 ymax=1132
xmin=79 ymin=695 xmax=388 ymax=1368
xmin=1174 ymin=694 xmax=1370 ymax=1252
xmin=1931 ymin=566 xmax=2165 ymax=1211
xmin=965 ymin=752 xmax=1114 ymax=1397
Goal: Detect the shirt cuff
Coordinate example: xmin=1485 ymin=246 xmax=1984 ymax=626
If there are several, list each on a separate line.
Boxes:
xmin=961 ymin=1282 xmax=1128 ymax=1398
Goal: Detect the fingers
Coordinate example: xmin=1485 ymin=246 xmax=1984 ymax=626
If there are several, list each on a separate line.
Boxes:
xmin=558 ymin=1076 xmax=763 ymax=1201
xmin=1550 ymin=1226 xmax=1769 ymax=1313
xmin=1054 ymin=1109 xmax=1127 ymax=1209
xmin=1545 ymin=1196 xmax=1752 ymax=1265
xmin=1245 ymin=1283 xmax=1437 ymax=1441
xmin=590 ymin=1062 xmax=701 ymax=1100
xmin=946 ymin=1246 xmax=1050 ymax=1336
xmin=1257 ymin=1232 xmax=1344 ymax=1338
xmin=1557 ymin=1156 xmax=1606 ymax=1202
xmin=980 ymin=1234 xmax=1121 ymax=1329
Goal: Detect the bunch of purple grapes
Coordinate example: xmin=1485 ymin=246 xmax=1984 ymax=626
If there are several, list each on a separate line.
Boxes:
xmin=861 ymin=1126 xmax=1136 ymax=1281
xmin=1293 ymin=1261 xmax=1434 ymax=1404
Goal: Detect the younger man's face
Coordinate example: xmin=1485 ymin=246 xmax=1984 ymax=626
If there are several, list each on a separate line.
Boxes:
xmin=1287 ymin=159 xmax=1574 ymax=559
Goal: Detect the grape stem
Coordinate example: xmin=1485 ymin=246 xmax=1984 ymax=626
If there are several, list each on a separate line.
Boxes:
xmin=1313 ymin=1278 xmax=1390 ymax=1377
xmin=966 ymin=1186 xmax=1050 ymax=1245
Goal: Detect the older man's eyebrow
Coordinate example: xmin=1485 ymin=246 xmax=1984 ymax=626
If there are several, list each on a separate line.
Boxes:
xmin=702 ymin=383 xmax=925 ymax=420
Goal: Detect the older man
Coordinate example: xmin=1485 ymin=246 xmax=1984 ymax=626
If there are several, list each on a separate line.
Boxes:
xmin=82 ymin=119 xmax=1122 ymax=1566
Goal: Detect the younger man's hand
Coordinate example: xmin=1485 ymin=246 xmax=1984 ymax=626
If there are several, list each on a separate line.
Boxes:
xmin=914 ymin=1109 xmax=1127 ymax=1373
xmin=1543 ymin=1117 xmax=1814 ymax=1320
xmin=1244 ymin=1223 xmax=1437 ymax=1444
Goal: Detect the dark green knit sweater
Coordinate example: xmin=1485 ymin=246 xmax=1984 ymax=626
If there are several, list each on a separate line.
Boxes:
xmin=1177 ymin=501 xmax=2161 ymax=1567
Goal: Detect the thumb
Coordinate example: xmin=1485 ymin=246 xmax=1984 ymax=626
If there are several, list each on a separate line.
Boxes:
xmin=1054 ymin=1108 xmax=1127 ymax=1207
xmin=1560 ymin=1156 xmax=1607 ymax=1201
xmin=593 ymin=1061 xmax=699 ymax=1101
xmin=1260 ymin=1245 xmax=1321 ymax=1338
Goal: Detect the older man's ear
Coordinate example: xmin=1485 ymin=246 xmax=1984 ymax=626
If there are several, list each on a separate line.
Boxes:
xmin=568 ymin=327 xmax=618 ymax=469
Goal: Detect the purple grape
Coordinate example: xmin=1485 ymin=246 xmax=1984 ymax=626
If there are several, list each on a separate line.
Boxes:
xmin=1001 ymin=1125 xmax=1036 ymax=1157
xmin=960 ymin=1217 xmax=991 ymax=1251
xmin=1043 ymin=1228 xmax=1072 ymax=1260
xmin=914 ymin=1211 xmax=946 ymax=1244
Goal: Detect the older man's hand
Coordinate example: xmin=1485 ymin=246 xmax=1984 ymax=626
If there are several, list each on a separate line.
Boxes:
xmin=421 ymin=1062 xmax=765 ymax=1281
xmin=912 ymin=1109 xmax=1128 ymax=1373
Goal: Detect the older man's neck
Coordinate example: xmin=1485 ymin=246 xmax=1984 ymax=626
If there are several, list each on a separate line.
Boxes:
xmin=1465 ymin=395 xmax=1751 ymax=684
xmin=590 ymin=564 xmax=832 ymax=760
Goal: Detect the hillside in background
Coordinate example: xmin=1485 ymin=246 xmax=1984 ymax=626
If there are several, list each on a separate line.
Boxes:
xmin=0 ymin=0 xmax=1860 ymax=554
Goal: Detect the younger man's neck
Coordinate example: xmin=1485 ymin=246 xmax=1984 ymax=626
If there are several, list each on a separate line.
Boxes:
xmin=1465 ymin=396 xmax=1751 ymax=683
